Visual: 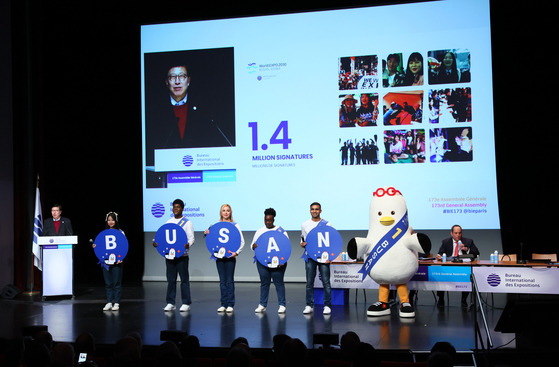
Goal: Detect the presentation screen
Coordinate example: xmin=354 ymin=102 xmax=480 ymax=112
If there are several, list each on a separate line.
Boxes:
xmin=141 ymin=0 xmax=499 ymax=232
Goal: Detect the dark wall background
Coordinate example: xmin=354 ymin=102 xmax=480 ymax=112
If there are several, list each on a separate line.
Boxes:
xmin=5 ymin=0 xmax=556 ymax=291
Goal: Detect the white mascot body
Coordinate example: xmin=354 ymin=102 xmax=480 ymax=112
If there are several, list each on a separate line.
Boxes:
xmin=348 ymin=187 xmax=429 ymax=318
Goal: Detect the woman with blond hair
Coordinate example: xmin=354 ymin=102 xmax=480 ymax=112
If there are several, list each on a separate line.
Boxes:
xmin=205 ymin=204 xmax=245 ymax=312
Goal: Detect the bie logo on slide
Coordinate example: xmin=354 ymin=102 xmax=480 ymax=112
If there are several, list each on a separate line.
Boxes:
xmin=151 ymin=202 xmax=165 ymax=218
xmin=182 ymin=155 xmax=194 ymax=167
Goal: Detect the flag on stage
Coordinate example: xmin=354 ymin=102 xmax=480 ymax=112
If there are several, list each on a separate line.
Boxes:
xmin=32 ymin=187 xmax=43 ymax=271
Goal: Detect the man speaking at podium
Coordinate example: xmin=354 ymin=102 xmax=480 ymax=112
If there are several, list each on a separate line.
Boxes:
xmin=43 ymin=204 xmax=73 ymax=236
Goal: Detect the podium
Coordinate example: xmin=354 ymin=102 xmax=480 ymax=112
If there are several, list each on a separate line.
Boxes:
xmin=37 ymin=236 xmax=78 ymax=297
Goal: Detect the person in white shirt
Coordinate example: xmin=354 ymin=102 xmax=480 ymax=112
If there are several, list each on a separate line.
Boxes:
xmin=301 ymin=202 xmax=332 ymax=315
xmin=154 ymin=199 xmax=195 ymax=312
xmin=251 ymin=208 xmax=289 ymax=314
xmin=204 ymin=204 xmax=245 ymax=313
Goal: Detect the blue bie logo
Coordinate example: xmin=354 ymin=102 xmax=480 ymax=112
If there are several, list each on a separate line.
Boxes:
xmin=486 ymin=273 xmax=501 ymax=287
xmin=151 ymin=202 xmax=165 ymax=218
xmin=182 ymin=155 xmax=194 ymax=167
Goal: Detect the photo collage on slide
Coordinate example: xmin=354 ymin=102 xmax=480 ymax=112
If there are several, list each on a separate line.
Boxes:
xmin=337 ymin=49 xmax=473 ymax=165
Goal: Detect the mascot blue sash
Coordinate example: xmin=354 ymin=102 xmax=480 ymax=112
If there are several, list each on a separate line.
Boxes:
xmin=358 ymin=211 xmax=409 ymax=281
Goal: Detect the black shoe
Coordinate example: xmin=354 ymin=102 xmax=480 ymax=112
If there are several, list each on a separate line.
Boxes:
xmin=367 ymin=301 xmax=391 ymax=317
xmin=437 ymin=298 xmax=445 ymax=308
xmin=399 ymin=302 xmax=415 ymax=318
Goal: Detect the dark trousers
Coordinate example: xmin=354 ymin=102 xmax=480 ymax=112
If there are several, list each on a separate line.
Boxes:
xmin=166 ymin=256 xmax=191 ymax=305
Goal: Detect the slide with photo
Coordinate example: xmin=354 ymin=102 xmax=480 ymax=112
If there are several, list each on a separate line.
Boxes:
xmin=141 ymin=0 xmax=498 ymax=232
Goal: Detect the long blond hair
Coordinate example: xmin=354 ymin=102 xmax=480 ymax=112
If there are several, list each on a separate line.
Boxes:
xmin=219 ymin=204 xmax=234 ymax=222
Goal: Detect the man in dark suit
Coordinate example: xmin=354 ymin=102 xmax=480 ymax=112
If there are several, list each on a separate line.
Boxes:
xmin=144 ymin=62 xmax=235 ymax=168
xmin=42 ymin=204 xmax=73 ymax=236
xmin=435 ymin=224 xmax=479 ymax=308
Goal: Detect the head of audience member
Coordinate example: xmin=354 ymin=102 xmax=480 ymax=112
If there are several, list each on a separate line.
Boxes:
xmin=50 ymin=342 xmax=75 ymax=367
xmin=427 ymin=352 xmax=453 ymax=367
xmin=430 ymin=341 xmax=456 ymax=364
xmin=352 ymin=342 xmax=378 ymax=367
xmin=33 ymin=330 xmax=54 ymax=352
xmin=75 ymin=332 xmax=96 ymax=355
xmin=279 ymin=338 xmax=307 ymax=366
xmin=157 ymin=341 xmax=183 ymax=367
xmin=113 ymin=336 xmax=141 ymax=367
xmin=179 ymin=334 xmax=200 ymax=360
xmin=230 ymin=337 xmax=249 ymax=349
xmin=226 ymin=343 xmax=251 ymax=367
xmin=125 ymin=331 xmax=143 ymax=351
xmin=24 ymin=340 xmax=51 ymax=367
xmin=2 ymin=337 xmax=25 ymax=367
xmin=272 ymin=334 xmax=291 ymax=357
xmin=340 ymin=331 xmax=360 ymax=359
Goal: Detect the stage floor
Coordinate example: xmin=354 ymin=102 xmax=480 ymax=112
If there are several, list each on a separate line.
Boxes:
xmin=1 ymin=282 xmax=515 ymax=352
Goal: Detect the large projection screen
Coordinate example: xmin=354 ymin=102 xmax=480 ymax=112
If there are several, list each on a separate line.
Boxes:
xmin=141 ymin=0 xmax=500 ymax=281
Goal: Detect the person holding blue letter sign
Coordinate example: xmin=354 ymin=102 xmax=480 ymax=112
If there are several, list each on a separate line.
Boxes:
xmin=92 ymin=212 xmax=125 ymax=311
xmin=251 ymin=208 xmax=289 ymax=314
xmin=153 ymin=199 xmax=195 ymax=312
xmin=204 ymin=204 xmax=244 ymax=313
xmin=301 ymin=202 xmax=332 ymax=315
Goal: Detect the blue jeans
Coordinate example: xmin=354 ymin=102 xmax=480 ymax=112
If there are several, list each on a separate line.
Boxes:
xmin=305 ymin=258 xmax=331 ymax=307
xmin=256 ymin=261 xmax=286 ymax=307
xmin=216 ymin=258 xmax=236 ymax=307
xmin=102 ymin=264 xmax=123 ymax=303
xmin=166 ymin=256 xmax=191 ymax=305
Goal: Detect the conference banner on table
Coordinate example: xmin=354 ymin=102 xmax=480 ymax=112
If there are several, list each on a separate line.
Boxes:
xmin=315 ymin=264 xmax=472 ymax=291
xmin=473 ymin=267 xmax=559 ymax=295
xmin=141 ymin=0 xmax=499 ymax=234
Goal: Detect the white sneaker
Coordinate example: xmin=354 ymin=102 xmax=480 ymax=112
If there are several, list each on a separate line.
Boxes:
xmin=180 ymin=304 xmax=190 ymax=312
xmin=303 ymin=306 xmax=313 ymax=314
xmin=255 ymin=305 xmax=266 ymax=313
xmin=163 ymin=303 xmax=176 ymax=311
xmin=323 ymin=306 xmax=331 ymax=315
xmin=278 ymin=305 xmax=286 ymax=314
xmin=226 ymin=306 xmax=234 ymax=313
xmin=103 ymin=303 xmax=112 ymax=311
xmin=111 ymin=303 xmax=120 ymax=311
xmin=217 ymin=306 xmax=226 ymax=312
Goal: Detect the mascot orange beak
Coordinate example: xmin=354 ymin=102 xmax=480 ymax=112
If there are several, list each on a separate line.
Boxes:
xmin=380 ymin=216 xmax=395 ymax=226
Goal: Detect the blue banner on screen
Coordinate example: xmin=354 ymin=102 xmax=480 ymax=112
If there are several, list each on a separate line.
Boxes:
xmin=206 ymin=222 xmax=242 ymax=259
xmin=154 ymin=223 xmax=188 ymax=259
xmin=93 ymin=229 xmax=129 ymax=265
xmin=254 ymin=231 xmax=291 ymax=268
xmin=305 ymin=225 xmax=343 ymax=263
xmin=141 ymin=0 xmax=500 ymax=232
